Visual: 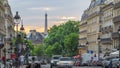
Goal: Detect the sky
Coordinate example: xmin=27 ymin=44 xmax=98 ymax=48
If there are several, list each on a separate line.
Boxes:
xmin=8 ymin=0 xmax=91 ymax=33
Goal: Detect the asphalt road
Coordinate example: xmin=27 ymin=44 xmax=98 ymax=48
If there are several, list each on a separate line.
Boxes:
xmin=41 ymin=64 xmax=102 ymax=68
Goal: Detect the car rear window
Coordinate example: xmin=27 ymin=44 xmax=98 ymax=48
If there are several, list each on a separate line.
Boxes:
xmin=53 ymin=57 xmax=60 ymax=59
xmin=60 ymin=57 xmax=72 ymax=61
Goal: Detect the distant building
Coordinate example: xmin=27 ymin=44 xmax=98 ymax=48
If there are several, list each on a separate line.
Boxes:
xmin=27 ymin=30 xmax=44 ymax=45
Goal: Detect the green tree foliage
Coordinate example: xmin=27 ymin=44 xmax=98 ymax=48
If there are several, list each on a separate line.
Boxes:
xmin=64 ymin=33 xmax=79 ymax=57
xmin=31 ymin=44 xmax=43 ymax=56
xmin=44 ymin=20 xmax=79 ymax=57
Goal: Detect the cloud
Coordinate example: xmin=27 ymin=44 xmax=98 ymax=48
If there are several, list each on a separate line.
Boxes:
xmin=28 ymin=7 xmax=61 ymax=11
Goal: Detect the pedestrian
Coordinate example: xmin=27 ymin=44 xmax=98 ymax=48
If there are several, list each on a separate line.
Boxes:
xmin=15 ymin=57 xmax=20 ymax=68
xmin=20 ymin=54 xmax=25 ymax=68
xmin=31 ymin=57 xmax=35 ymax=68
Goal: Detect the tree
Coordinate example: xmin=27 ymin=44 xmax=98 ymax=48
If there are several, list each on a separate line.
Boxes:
xmin=64 ymin=33 xmax=79 ymax=57
xmin=44 ymin=20 xmax=80 ymax=57
xmin=31 ymin=44 xmax=43 ymax=56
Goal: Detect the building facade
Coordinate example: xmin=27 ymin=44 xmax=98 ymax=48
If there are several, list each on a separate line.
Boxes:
xmin=0 ymin=0 xmax=6 ymax=58
xmin=78 ymin=10 xmax=88 ymax=54
xmin=4 ymin=0 xmax=15 ymax=59
xmin=112 ymin=0 xmax=120 ymax=50
xmin=27 ymin=30 xmax=44 ymax=45
xmin=100 ymin=0 xmax=114 ymax=56
xmin=79 ymin=0 xmax=105 ymax=55
xmin=79 ymin=0 xmax=120 ymax=57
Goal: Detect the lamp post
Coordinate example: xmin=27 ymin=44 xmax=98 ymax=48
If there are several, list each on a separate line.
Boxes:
xmin=14 ymin=11 xmax=21 ymax=37
xmin=97 ymin=36 xmax=101 ymax=60
xmin=14 ymin=11 xmax=21 ymax=68
xmin=86 ymin=41 xmax=89 ymax=53
xmin=118 ymin=26 xmax=120 ymax=60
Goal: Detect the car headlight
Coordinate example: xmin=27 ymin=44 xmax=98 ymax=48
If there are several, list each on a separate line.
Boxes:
xmin=51 ymin=60 xmax=54 ymax=63
xmin=57 ymin=61 xmax=62 ymax=65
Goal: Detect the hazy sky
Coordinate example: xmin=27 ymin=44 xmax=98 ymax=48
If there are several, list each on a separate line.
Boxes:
xmin=8 ymin=0 xmax=91 ymax=32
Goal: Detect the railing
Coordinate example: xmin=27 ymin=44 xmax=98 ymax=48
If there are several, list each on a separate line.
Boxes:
xmin=100 ymin=38 xmax=112 ymax=44
xmin=112 ymin=32 xmax=119 ymax=39
xmin=79 ymin=30 xmax=87 ymax=34
xmin=113 ymin=15 xmax=120 ymax=23
xmin=101 ymin=25 xmax=113 ymax=33
xmin=114 ymin=2 xmax=120 ymax=9
xmin=79 ymin=37 xmax=87 ymax=40
xmin=87 ymin=11 xmax=102 ymax=19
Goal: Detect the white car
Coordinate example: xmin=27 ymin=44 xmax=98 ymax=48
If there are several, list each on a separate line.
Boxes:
xmin=57 ymin=57 xmax=74 ymax=68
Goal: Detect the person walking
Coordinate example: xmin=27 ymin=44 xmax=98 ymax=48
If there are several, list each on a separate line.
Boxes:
xmin=31 ymin=57 xmax=35 ymax=68
xmin=20 ymin=54 xmax=25 ymax=68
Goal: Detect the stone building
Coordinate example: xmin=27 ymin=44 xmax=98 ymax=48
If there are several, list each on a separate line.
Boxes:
xmin=0 ymin=0 xmax=6 ymax=58
xmin=27 ymin=30 xmax=44 ymax=45
xmin=79 ymin=0 xmax=120 ymax=56
xmin=112 ymin=0 xmax=120 ymax=50
xmin=4 ymin=0 xmax=15 ymax=59
xmin=79 ymin=0 xmax=105 ymax=54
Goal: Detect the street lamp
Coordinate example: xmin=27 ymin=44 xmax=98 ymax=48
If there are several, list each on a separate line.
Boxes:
xmin=97 ymin=36 xmax=101 ymax=60
xmin=14 ymin=11 xmax=21 ymax=37
xmin=14 ymin=11 xmax=21 ymax=67
xmin=117 ymin=26 xmax=120 ymax=60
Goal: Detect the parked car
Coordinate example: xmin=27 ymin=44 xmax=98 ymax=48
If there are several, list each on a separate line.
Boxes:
xmin=57 ymin=57 xmax=74 ymax=68
xmin=40 ymin=59 xmax=47 ymax=65
xmin=0 ymin=59 xmax=4 ymax=68
xmin=26 ymin=56 xmax=41 ymax=68
xmin=112 ymin=58 xmax=120 ymax=68
xmin=102 ymin=57 xmax=111 ymax=68
xmin=50 ymin=55 xmax=62 ymax=68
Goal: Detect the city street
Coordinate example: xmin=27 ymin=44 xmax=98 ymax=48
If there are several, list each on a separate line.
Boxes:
xmin=41 ymin=64 xmax=102 ymax=68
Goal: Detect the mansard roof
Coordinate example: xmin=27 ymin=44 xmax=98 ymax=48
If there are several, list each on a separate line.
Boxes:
xmin=89 ymin=0 xmax=105 ymax=9
xmin=81 ymin=11 xmax=88 ymax=21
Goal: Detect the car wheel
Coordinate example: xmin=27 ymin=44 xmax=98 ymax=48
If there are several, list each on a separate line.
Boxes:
xmin=50 ymin=65 xmax=53 ymax=68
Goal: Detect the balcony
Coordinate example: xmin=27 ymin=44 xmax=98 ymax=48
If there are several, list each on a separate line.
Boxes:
xmin=79 ymin=37 xmax=87 ymax=40
xmin=101 ymin=26 xmax=113 ymax=33
xmin=87 ymin=11 xmax=102 ymax=19
xmin=7 ymin=25 xmax=13 ymax=30
xmin=100 ymin=38 xmax=112 ymax=44
xmin=5 ymin=37 xmax=12 ymax=42
xmin=79 ymin=30 xmax=87 ymax=34
xmin=80 ymin=22 xmax=87 ymax=26
xmin=112 ymin=32 xmax=119 ymax=39
xmin=78 ymin=44 xmax=87 ymax=48
xmin=114 ymin=2 xmax=120 ymax=9
xmin=113 ymin=15 xmax=120 ymax=23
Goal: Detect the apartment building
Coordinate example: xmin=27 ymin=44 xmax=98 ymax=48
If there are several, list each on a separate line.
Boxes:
xmin=0 ymin=0 xmax=6 ymax=58
xmin=78 ymin=10 xmax=88 ymax=54
xmin=112 ymin=0 xmax=120 ymax=49
xmin=79 ymin=0 xmax=105 ymax=54
xmin=100 ymin=0 xmax=114 ymax=55
xmin=79 ymin=0 xmax=120 ymax=56
xmin=4 ymin=0 xmax=15 ymax=59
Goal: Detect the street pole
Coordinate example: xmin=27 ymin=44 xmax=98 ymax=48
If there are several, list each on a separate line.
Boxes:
xmin=118 ymin=26 xmax=120 ymax=61
xmin=97 ymin=37 xmax=101 ymax=60
xmin=14 ymin=11 xmax=21 ymax=68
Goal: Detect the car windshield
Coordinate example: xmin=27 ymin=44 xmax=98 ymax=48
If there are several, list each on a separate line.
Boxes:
xmin=112 ymin=58 xmax=120 ymax=61
xmin=60 ymin=57 xmax=72 ymax=61
xmin=52 ymin=57 xmax=60 ymax=59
